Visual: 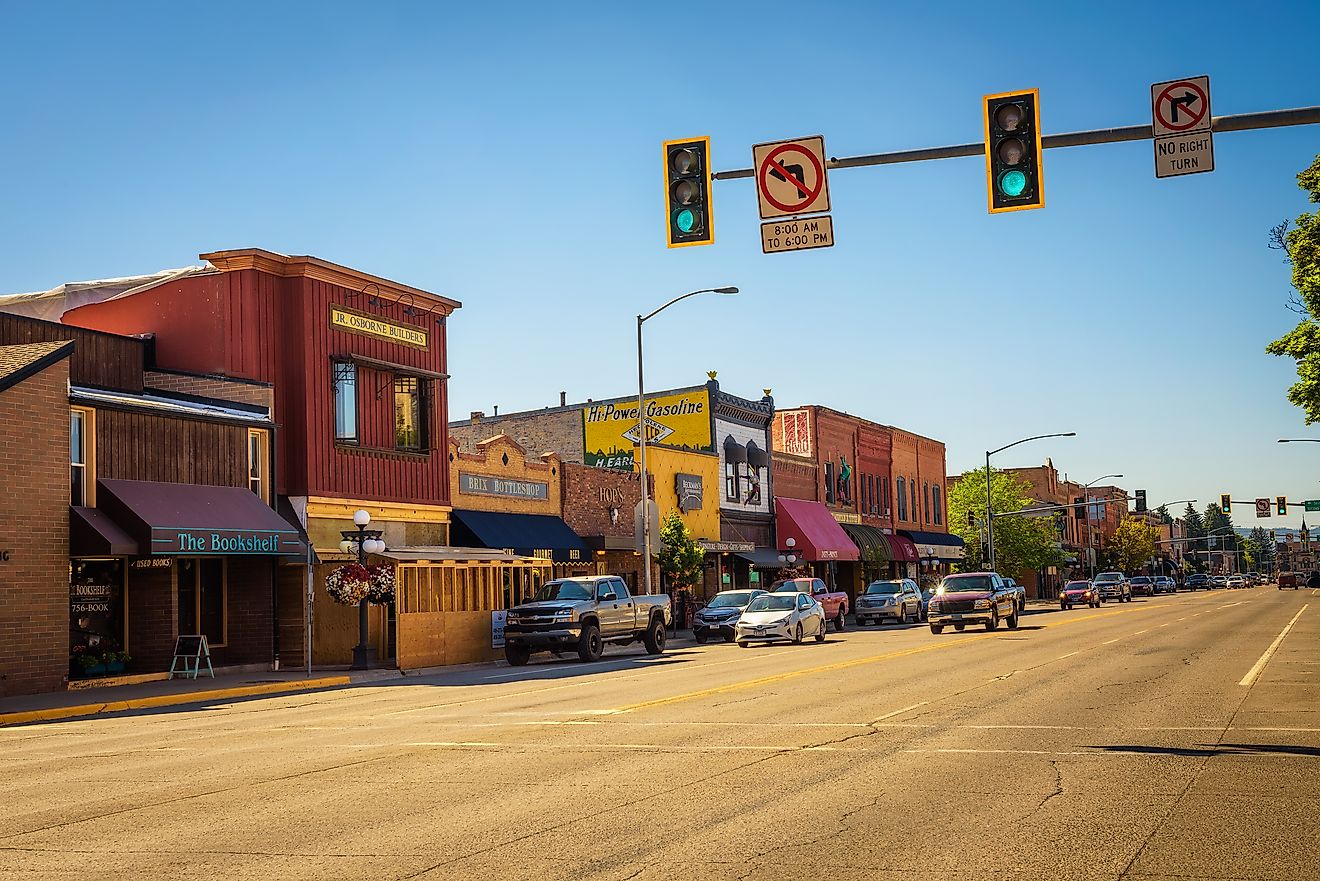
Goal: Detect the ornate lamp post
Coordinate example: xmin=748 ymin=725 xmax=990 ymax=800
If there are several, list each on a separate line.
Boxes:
xmin=339 ymin=509 xmax=385 ymax=670
xmin=778 ymin=537 xmax=799 ymax=569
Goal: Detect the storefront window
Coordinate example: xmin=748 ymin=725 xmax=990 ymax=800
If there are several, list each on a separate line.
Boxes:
xmin=70 ymin=560 xmax=124 ymax=664
xmin=394 ymin=376 xmax=426 ymax=451
xmin=896 ymin=477 xmax=907 ymax=521
xmin=178 ymin=558 xmax=227 ymax=647
xmin=333 ymin=362 xmax=358 ymax=443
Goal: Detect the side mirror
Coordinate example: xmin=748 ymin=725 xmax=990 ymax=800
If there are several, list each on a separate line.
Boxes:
xmin=599 ymin=592 xmax=617 ymax=602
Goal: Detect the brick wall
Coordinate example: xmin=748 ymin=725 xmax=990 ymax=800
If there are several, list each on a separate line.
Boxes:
xmin=0 ymin=361 xmax=71 ymax=696
xmin=143 ymin=370 xmax=274 ymax=411
xmin=448 ymin=436 xmax=562 ymax=516
xmin=126 ymin=566 xmax=176 ymax=671
xmin=217 ymin=556 xmax=273 ymax=667
xmin=561 ymin=461 xmax=641 ymax=538
xmin=448 ymin=409 xmax=583 ymax=460
xmin=771 ymin=452 xmax=817 ymax=502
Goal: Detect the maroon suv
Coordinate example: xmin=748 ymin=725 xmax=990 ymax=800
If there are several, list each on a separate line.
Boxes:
xmin=926 ymin=572 xmax=1019 ymax=633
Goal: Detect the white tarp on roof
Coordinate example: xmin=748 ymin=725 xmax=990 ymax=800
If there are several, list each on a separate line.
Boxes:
xmin=0 ymin=265 xmax=210 ymax=323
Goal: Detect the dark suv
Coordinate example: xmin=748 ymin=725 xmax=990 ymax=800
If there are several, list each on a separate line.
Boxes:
xmin=1186 ymin=573 xmax=1209 ymax=591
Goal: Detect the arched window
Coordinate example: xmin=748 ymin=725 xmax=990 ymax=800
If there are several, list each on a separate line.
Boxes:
xmin=896 ymin=476 xmax=907 ymax=521
xmin=932 ymin=485 xmax=943 ymax=525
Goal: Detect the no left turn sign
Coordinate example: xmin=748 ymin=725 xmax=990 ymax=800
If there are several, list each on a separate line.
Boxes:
xmin=752 ymin=135 xmax=831 ymax=220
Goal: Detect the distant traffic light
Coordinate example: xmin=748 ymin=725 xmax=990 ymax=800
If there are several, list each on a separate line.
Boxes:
xmin=1135 ymin=489 xmax=1147 ymax=513
xmin=967 ymin=510 xmax=976 ymax=527
xmin=1269 ymin=529 xmax=1276 ymax=542
xmin=1074 ymin=496 xmax=1086 ymax=520
xmin=1220 ymin=494 xmax=1232 ymax=515
xmin=664 ymin=137 xmax=713 ymax=248
xmin=1277 ymin=496 xmax=1288 ymax=516
xmin=983 ymin=89 xmax=1044 ymax=214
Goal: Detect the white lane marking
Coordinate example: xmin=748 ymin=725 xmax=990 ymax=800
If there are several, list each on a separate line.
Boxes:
xmin=1159 ymin=623 xmax=1171 ymax=628
xmin=905 ymin=748 xmax=1095 ymax=757
xmin=1102 ymin=638 xmax=1120 ymax=645
xmin=1240 ymin=605 xmax=1309 ymax=687
xmin=1221 ymin=602 xmax=1244 ymax=609
xmin=875 ymin=701 xmax=929 ymax=721
xmin=1177 ymin=617 xmax=1187 ymax=622
xmin=1312 ymin=589 xmax=1319 ymax=596
xmin=1133 ymin=629 xmax=1149 ymax=635
xmin=481 ymin=648 xmax=795 ymax=680
xmin=1056 ymin=651 xmax=1079 ymax=660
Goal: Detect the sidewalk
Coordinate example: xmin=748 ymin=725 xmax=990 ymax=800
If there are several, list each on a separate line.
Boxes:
xmin=0 ymin=667 xmax=402 ymax=728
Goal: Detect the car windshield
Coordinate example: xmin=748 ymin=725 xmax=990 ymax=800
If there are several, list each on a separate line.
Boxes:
xmin=1094 ymin=573 xmax=1122 ymax=582
xmin=707 ymin=591 xmax=755 ymax=609
xmin=866 ymin=581 xmax=903 ymax=595
xmin=1131 ymin=577 xmax=1150 ymax=583
xmin=532 ymin=581 xmax=592 ymax=601
xmin=1065 ymin=582 xmax=1090 ymax=589
xmin=941 ymin=575 xmax=992 ymax=592
xmin=747 ymin=595 xmax=796 ymax=612
xmin=769 ymin=580 xmax=807 ymax=593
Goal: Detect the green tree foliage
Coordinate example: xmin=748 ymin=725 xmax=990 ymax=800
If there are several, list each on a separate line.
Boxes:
xmin=656 ymin=511 xmax=705 ymax=593
xmin=1246 ymin=526 xmax=1275 ymax=572
xmin=946 ymin=467 xmax=1064 ymax=577
xmin=1266 ymin=153 xmax=1320 ymax=421
xmin=1109 ymin=517 xmax=1160 ymax=573
xmin=1155 ymin=504 xmax=1173 ymax=525
xmin=1183 ymin=503 xmax=1207 ymax=571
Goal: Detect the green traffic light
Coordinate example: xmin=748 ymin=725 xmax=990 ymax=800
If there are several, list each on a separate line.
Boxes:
xmin=998 ymin=170 xmax=1028 ymax=198
xmin=673 ymin=208 xmax=697 ymax=233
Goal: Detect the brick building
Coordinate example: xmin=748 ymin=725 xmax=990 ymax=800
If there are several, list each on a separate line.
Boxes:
xmin=559 ymin=461 xmax=644 ymax=585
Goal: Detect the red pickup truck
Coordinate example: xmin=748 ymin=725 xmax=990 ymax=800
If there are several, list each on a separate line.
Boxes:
xmin=771 ymin=577 xmax=850 ymax=632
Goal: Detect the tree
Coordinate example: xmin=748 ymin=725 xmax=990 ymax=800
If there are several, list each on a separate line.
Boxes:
xmin=1109 ymin=517 xmax=1159 ymax=573
xmin=946 ymin=467 xmax=1064 ymax=577
xmin=1246 ymin=526 xmax=1276 ymax=573
xmin=1203 ymin=503 xmax=1240 ymax=571
xmin=1155 ymin=504 xmax=1173 ymax=525
xmin=1265 ymin=153 xmax=1320 ymax=421
xmin=655 ymin=511 xmax=704 ymax=593
xmin=1183 ymin=503 xmax=1207 ymax=571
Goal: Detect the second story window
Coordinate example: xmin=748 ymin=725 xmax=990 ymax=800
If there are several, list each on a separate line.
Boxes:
xmin=333 ymin=362 xmax=358 ymax=443
xmin=70 ymin=408 xmax=93 ymax=506
xmin=248 ymin=429 xmax=269 ymax=503
xmin=932 ymin=485 xmax=943 ymax=525
xmin=394 ymin=376 xmax=427 ymax=451
xmin=824 ymin=462 xmax=834 ymax=504
xmin=896 ymin=476 xmax=907 ymax=521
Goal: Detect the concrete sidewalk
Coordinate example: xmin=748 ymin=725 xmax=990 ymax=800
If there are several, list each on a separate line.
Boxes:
xmin=0 ymin=668 xmax=405 ymax=727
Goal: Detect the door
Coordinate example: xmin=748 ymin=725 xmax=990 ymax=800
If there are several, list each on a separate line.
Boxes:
xmin=903 ymin=581 xmax=920 ymax=619
xmin=596 ymin=578 xmax=632 ymax=635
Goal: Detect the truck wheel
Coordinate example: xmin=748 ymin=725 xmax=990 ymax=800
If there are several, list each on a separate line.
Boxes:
xmin=504 ymin=644 xmax=531 ymax=667
xmin=834 ymin=608 xmax=847 ymax=632
xmin=1006 ymin=608 xmax=1019 ymax=630
xmin=984 ymin=609 xmax=998 ymax=632
xmin=929 ymin=624 xmax=944 ymax=634
xmin=953 ymin=623 xmax=966 ymax=632
xmin=577 ymin=623 xmax=603 ymax=662
xmin=642 ymin=616 xmax=666 ymax=655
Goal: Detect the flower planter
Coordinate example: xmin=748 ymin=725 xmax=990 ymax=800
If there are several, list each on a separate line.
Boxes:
xmin=80 ymin=663 xmax=107 ymax=677
xmin=104 ymin=660 xmax=126 ymax=674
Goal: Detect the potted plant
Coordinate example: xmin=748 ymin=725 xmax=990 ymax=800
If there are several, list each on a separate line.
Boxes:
xmin=103 ymin=651 xmax=131 ymax=674
xmin=77 ymin=652 xmax=105 ymax=677
xmin=366 ymin=564 xmax=396 ymax=604
xmin=326 ymin=563 xmax=372 ymax=605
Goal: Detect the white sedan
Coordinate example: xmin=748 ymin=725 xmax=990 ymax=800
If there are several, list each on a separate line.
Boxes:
xmin=735 ymin=592 xmax=827 ymax=647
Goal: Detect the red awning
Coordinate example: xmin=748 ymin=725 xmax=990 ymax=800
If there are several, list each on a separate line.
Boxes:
xmin=70 ymin=506 xmax=139 ymax=556
xmin=887 ymin=533 xmax=920 ymax=563
xmin=774 ymin=497 xmax=859 ymax=562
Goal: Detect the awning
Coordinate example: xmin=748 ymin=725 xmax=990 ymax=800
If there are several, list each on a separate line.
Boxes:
xmin=735 ymin=547 xmax=790 ymax=567
xmin=70 ymin=506 xmax=138 ymax=556
xmin=97 ymin=479 xmax=307 ymax=556
xmin=774 ymin=497 xmax=859 ymax=562
xmin=888 ymin=534 xmax=920 ymax=562
xmin=899 ymin=529 xmax=965 ymax=562
xmin=839 ymin=523 xmax=892 ymax=562
xmin=450 ymin=509 xmax=589 ymax=563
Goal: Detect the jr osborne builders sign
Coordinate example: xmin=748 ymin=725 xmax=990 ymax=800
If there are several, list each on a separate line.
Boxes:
xmin=1151 ymin=76 xmax=1214 ymax=178
xmin=752 ymin=135 xmax=835 ymax=254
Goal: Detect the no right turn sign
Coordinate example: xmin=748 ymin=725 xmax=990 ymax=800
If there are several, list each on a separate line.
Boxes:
xmin=1151 ymin=75 xmax=1214 ymax=178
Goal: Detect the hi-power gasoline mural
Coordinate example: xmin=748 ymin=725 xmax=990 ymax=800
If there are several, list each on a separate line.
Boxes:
xmin=582 ymin=390 xmax=712 ymax=470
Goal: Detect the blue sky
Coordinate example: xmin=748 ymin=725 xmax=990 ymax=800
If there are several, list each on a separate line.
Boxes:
xmin=3 ymin=1 xmax=1319 ymax=525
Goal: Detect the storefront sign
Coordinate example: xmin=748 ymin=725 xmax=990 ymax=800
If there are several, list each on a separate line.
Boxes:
xmin=459 ymin=472 xmax=549 ymax=500
xmin=130 ymin=557 xmax=173 ymax=570
xmin=831 ymin=511 xmax=862 ymax=524
xmin=697 ymin=540 xmax=755 ymax=553
xmin=330 ymin=306 xmax=428 ymax=349
xmin=0 ymin=550 xmax=10 ymax=562
xmin=676 ymin=473 xmax=704 ymax=512
xmin=70 ymin=560 xmax=123 ymax=654
xmin=152 ymin=529 xmax=301 ymax=555
xmin=583 ymin=389 xmax=712 ymax=469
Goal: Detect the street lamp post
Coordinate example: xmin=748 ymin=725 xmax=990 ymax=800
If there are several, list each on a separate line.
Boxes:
xmin=778 ymin=537 xmax=800 ymax=570
xmin=340 ymin=509 xmax=385 ymax=670
xmin=1079 ymin=474 xmax=1122 ymax=577
xmin=637 ymin=286 xmax=738 ymax=596
xmin=985 ymin=432 xmax=1076 ymax=571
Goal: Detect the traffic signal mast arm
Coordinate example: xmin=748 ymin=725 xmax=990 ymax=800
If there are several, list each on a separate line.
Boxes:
xmin=999 ymin=496 xmax=1137 ymax=518
xmin=710 ymin=106 xmax=1320 ymax=181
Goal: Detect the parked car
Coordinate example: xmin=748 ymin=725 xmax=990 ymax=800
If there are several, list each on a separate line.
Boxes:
xmin=771 ymin=577 xmax=850 ymax=632
xmin=735 ymin=591 xmax=827 ymax=647
xmin=1210 ymin=575 xmax=1228 ymax=588
xmin=503 ymin=575 xmax=671 ymax=665
xmin=692 ymin=589 xmax=765 ymax=643
xmin=1278 ymin=572 xmax=1300 ymax=590
xmin=1093 ymin=571 xmax=1132 ymax=603
xmin=1129 ymin=576 xmax=1154 ymax=597
xmin=1000 ymin=577 xmax=1027 ymax=613
xmin=1059 ymin=580 xmax=1100 ymax=610
xmin=926 ymin=572 xmax=1020 ymax=633
xmin=1227 ymin=574 xmax=1247 ymax=589
xmin=1186 ymin=573 xmax=1209 ymax=591
xmin=855 ymin=579 xmax=923 ymax=626
xmin=1154 ymin=576 xmax=1177 ymax=594
xmin=920 ymin=585 xmax=937 ymax=620
xmin=1255 ymin=573 xmax=1270 ymax=585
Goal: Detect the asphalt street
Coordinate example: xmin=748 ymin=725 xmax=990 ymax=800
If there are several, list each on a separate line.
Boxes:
xmin=2 ymin=587 xmax=1317 ymax=881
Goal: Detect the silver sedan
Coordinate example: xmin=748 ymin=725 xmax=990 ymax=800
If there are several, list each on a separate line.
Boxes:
xmin=735 ymin=592 xmax=827 ymax=647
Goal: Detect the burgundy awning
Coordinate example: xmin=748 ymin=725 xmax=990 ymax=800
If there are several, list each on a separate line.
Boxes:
xmin=887 ymin=533 xmax=920 ymax=563
xmin=97 ymin=479 xmax=307 ymax=556
xmin=70 ymin=506 xmax=139 ymax=556
xmin=774 ymin=497 xmax=859 ymax=562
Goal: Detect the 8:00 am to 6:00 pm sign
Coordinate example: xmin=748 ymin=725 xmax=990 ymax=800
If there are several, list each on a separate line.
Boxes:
xmin=761 ymin=215 xmax=834 ymax=254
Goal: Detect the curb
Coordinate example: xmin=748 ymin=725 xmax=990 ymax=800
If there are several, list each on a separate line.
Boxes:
xmin=0 ymin=675 xmax=353 ymax=728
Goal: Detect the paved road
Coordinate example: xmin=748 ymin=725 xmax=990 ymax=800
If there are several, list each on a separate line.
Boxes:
xmin=3 ymin=588 xmax=1317 ymax=880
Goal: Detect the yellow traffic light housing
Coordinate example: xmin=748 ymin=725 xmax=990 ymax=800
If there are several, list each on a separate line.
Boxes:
xmin=1277 ymin=496 xmax=1287 ymax=516
xmin=664 ymin=137 xmax=713 ymax=248
xmin=1220 ymin=494 xmax=1232 ymax=515
xmin=983 ymin=89 xmax=1044 ymax=214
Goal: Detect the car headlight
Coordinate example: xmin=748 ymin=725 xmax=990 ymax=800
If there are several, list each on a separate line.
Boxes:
xmin=928 ymin=600 xmax=941 ymax=611
xmin=973 ymin=599 xmax=992 ymax=609
xmin=552 ymin=609 xmax=573 ymax=620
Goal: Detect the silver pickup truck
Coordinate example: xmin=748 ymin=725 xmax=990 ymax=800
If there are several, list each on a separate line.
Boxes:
xmin=503 ymin=575 xmax=672 ymax=666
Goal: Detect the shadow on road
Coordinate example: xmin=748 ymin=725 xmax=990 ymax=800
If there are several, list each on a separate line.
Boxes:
xmin=1089 ymin=743 xmax=1320 ymax=758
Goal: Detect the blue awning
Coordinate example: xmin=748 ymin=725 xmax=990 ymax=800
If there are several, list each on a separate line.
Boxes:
xmin=898 ymin=530 xmax=966 ymax=561
xmin=450 ymin=509 xmax=589 ymax=564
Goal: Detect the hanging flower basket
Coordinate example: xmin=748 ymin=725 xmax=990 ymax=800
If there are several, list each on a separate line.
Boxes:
xmin=366 ymin=564 xmax=396 ymax=604
xmin=326 ymin=563 xmax=372 ymax=606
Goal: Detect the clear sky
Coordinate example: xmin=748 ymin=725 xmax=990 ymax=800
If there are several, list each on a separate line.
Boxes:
xmin=2 ymin=1 xmax=1319 ymax=526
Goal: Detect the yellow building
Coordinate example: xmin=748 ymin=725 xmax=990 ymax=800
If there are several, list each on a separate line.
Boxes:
xmin=640 ymin=446 xmax=721 ymax=541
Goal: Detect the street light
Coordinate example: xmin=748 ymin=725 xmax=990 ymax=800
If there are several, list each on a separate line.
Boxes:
xmin=778 ymin=537 xmax=799 ymax=567
xmin=340 ymin=509 xmax=385 ymax=670
xmin=985 ymin=432 xmax=1076 ymax=571
xmin=1278 ymin=438 xmax=1320 ymax=443
xmin=636 ymin=286 xmax=738 ymax=596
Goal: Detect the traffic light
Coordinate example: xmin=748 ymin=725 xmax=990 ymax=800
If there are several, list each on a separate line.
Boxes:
xmin=1135 ymin=489 xmax=1147 ymax=513
xmin=1220 ymin=494 xmax=1232 ymax=515
xmin=664 ymin=137 xmax=713 ymax=248
xmin=967 ymin=510 xmax=976 ymax=527
xmin=1074 ymin=496 xmax=1086 ymax=520
xmin=1269 ymin=529 xmax=1276 ymax=542
xmin=983 ymin=89 xmax=1044 ymax=214
xmin=1277 ymin=496 xmax=1287 ymax=516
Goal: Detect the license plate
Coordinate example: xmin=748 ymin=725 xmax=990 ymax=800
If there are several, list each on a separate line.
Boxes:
xmin=950 ymin=614 xmax=963 ymax=620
